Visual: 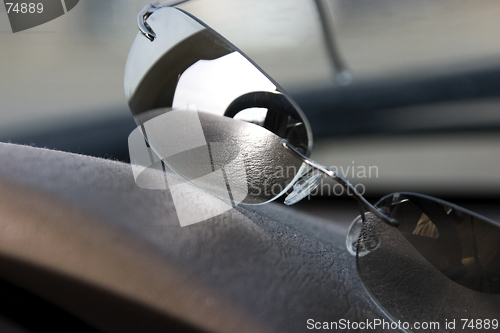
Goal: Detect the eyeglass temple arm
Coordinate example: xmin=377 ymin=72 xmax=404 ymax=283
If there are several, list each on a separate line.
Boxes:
xmin=313 ymin=0 xmax=352 ymax=85
xmin=282 ymin=140 xmax=399 ymax=227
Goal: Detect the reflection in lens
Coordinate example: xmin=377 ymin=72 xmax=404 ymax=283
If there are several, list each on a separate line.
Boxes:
xmin=140 ymin=109 xmax=305 ymax=205
xmin=356 ymin=193 xmax=500 ymax=331
xmin=347 ymin=215 xmax=381 ymax=257
xmin=124 ymin=6 xmax=313 ymax=204
xmin=377 ymin=193 xmax=500 ymax=294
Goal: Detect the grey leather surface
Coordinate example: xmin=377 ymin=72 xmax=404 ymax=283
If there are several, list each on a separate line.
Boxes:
xmin=0 ymin=142 xmax=391 ymax=332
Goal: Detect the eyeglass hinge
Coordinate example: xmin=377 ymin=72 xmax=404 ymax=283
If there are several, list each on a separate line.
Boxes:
xmin=137 ymin=1 xmax=189 ymax=42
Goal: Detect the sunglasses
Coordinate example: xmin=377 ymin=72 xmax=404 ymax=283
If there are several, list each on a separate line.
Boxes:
xmin=125 ymin=2 xmax=500 ymax=327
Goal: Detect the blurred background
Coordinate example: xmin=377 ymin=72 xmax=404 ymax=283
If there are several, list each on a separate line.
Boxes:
xmin=1 ymin=0 xmax=500 ymax=220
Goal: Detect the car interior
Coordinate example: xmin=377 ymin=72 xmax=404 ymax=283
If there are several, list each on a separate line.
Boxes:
xmin=1 ymin=1 xmax=499 ymax=332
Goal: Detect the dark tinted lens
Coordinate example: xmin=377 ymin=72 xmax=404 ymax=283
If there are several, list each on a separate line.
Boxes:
xmin=356 ymin=193 xmax=500 ymax=329
xmin=377 ymin=193 xmax=500 ymax=294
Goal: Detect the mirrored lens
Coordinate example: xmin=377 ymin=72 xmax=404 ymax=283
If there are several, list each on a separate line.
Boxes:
xmin=124 ymin=6 xmax=312 ymax=156
xmin=356 ymin=193 xmax=500 ymax=329
xmin=138 ymin=108 xmax=305 ymax=205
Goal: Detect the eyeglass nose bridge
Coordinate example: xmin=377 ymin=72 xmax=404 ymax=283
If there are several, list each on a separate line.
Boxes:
xmin=281 ymin=140 xmax=399 ymax=227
